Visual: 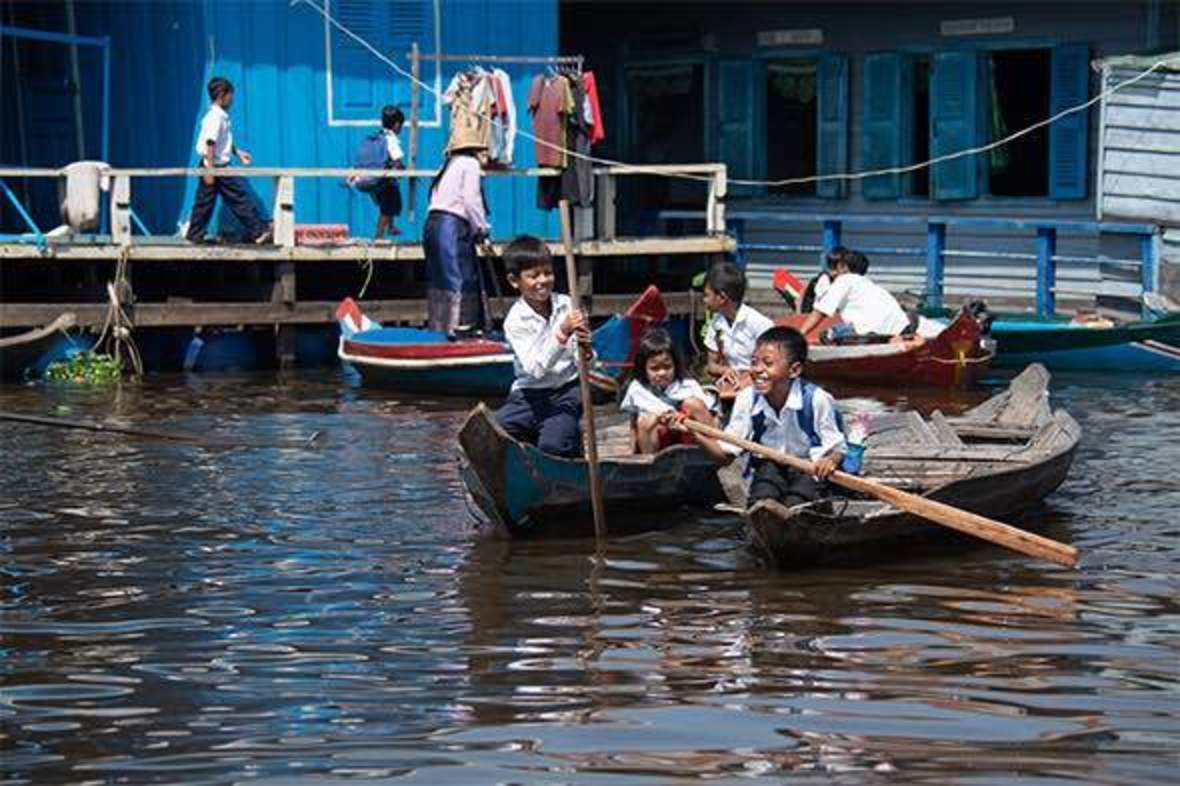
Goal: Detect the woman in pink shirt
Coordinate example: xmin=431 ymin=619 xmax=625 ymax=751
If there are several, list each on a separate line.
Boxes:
xmin=423 ymin=142 xmax=490 ymax=336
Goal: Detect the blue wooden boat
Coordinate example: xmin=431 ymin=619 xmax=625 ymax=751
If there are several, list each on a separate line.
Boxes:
xmin=0 ymin=313 xmax=90 ymax=381
xmin=989 ymin=309 xmax=1180 ymax=373
xmin=337 ymin=287 xmax=669 ymax=396
xmin=458 ymin=403 xmax=724 ymax=537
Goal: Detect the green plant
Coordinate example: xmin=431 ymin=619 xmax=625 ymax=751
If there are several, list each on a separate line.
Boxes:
xmin=45 ymin=351 xmax=123 ymax=385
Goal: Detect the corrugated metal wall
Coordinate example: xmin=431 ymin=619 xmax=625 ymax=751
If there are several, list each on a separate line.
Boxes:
xmin=1099 ymin=61 xmax=1180 ymax=225
xmin=23 ymin=0 xmax=561 ymax=239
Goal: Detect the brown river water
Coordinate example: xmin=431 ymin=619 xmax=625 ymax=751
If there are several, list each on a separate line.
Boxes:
xmin=2 ymin=371 xmax=1178 ymax=785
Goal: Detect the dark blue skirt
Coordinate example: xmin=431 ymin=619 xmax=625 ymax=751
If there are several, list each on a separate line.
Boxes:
xmin=423 ymin=211 xmax=480 ymax=294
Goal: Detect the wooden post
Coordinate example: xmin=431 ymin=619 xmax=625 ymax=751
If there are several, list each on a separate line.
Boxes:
xmin=408 ymin=41 xmax=420 ymax=216
xmin=707 ymin=165 xmax=727 ymax=235
xmin=559 ymin=198 xmax=607 ymax=542
xmin=273 ymin=259 xmax=296 ymax=369
xmin=1035 ymin=226 xmax=1057 ymax=318
xmin=925 ymin=221 xmax=946 ymax=310
xmin=594 ymin=171 xmax=616 ymax=241
xmin=110 ymin=174 xmax=131 ymax=247
xmin=272 ymin=175 xmax=295 ymax=248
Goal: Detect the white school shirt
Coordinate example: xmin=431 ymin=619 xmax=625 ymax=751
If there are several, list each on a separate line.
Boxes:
xmin=384 ymin=129 xmax=404 ymax=163
xmin=703 ymin=304 xmax=775 ymax=369
xmin=195 ymin=104 xmax=233 ymax=164
xmin=813 ymin=273 xmax=910 ymax=336
xmin=503 ymin=293 xmax=580 ymax=392
xmin=722 ymin=381 xmax=846 ymax=462
xmin=619 ymin=378 xmax=716 ymax=417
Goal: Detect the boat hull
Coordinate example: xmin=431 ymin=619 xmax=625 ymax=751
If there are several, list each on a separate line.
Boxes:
xmin=990 ymin=315 xmax=1180 ymax=372
xmin=778 ymin=311 xmax=994 ymax=387
xmin=746 ymin=410 xmax=1080 ymax=569
xmin=458 ymin=404 xmax=724 ymax=538
xmin=0 ymin=314 xmax=86 ymax=380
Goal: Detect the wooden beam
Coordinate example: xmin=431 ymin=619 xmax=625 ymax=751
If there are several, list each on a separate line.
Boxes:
xmin=0 ymin=235 xmax=734 ymax=262
xmin=0 ymin=293 xmax=695 ymax=329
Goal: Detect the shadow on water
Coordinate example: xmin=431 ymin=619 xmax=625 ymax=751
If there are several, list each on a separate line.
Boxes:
xmin=1 ymin=369 xmax=1178 ymax=784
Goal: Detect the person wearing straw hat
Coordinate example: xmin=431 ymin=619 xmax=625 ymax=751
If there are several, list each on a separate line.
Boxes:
xmin=423 ymin=136 xmax=490 ymax=336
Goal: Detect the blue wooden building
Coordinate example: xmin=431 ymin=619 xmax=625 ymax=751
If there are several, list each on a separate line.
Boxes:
xmin=563 ymin=1 xmax=1180 ymax=308
xmin=1 ymin=0 xmax=560 ymax=239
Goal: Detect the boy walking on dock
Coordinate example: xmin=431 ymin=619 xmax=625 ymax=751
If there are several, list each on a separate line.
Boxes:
xmin=186 ymin=77 xmax=271 ymax=244
xmin=495 ymin=235 xmax=590 ymax=458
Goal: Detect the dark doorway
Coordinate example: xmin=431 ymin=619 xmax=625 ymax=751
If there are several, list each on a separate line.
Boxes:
xmin=910 ymin=56 xmax=930 ymax=197
xmin=987 ymin=49 xmax=1051 ymax=197
xmin=765 ymin=58 xmax=817 ymax=197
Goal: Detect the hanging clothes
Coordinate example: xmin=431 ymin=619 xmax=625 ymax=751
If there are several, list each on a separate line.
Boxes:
xmin=443 ymin=71 xmax=492 ymax=155
xmin=527 ymin=73 xmax=572 ymax=168
xmin=561 ymin=74 xmax=594 ymax=208
xmin=491 ymin=68 xmax=517 ymax=166
xmin=582 ymin=71 xmax=606 ymax=145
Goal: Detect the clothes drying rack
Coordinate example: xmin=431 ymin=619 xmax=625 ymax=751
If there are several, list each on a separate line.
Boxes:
xmin=405 ymin=42 xmax=585 ymax=212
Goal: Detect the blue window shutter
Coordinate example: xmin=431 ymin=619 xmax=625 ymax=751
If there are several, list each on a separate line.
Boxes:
xmin=1049 ymin=44 xmax=1089 ymax=199
xmin=817 ymin=55 xmax=849 ymax=198
xmin=718 ymin=59 xmax=757 ymax=182
xmin=862 ymin=53 xmax=907 ymax=199
xmin=332 ymin=0 xmax=429 ymax=119
xmin=930 ymin=50 xmax=980 ymax=201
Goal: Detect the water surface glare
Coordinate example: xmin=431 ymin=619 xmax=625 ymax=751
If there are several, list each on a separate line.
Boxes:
xmin=2 ymin=371 xmax=1178 ymax=784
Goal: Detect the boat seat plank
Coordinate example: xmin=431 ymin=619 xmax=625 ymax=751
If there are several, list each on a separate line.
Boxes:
xmin=866 ymin=411 xmax=941 ymax=449
xmin=929 ymin=410 xmax=966 ymax=447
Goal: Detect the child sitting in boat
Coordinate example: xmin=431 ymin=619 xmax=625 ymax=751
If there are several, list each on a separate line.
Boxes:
xmin=619 ymin=327 xmax=717 ymax=454
xmin=797 ymin=248 xmax=911 ymax=342
xmin=495 ymin=235 xmax=590 ymax=458
xmin=702 ymin=260 xmax=774 ymax=396
xmin=667 ymin=326 xmax=846 ymax=509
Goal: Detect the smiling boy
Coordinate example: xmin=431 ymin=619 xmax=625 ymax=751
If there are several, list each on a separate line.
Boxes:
xmin=671 ymin=326 xmax=846 ymax=508
xmin=494 ymin=235 xmax=590 ymax=458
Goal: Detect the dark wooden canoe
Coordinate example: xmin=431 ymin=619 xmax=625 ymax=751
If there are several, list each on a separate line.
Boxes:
xmin=741 ymin=364 xmax=1081 ymax=569
xmin=458 ymin=403 xmax=724 ymax=538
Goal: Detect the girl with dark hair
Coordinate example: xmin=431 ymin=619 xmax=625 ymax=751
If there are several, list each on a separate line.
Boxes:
xmin=423 ymin=143 xmax=490 ymax=335
xmin=619 ymin=327 xmax=717 ymax=454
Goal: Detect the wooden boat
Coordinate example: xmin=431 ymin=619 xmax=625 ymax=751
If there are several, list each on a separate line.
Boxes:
xmin=741 ymin=364 xmax=1080 ymax=569
xmin=337 ymin=286 xmax=667 ymax=396
xmin=0 ymin=312 xmax=81 ymax=380
xmin=987 ymin=309 xmax=1180 ymax=373
xmin=458 ymin=404 xmax=724 ymax=537
xmin=776 ymin=309 xmax=995 ymax=388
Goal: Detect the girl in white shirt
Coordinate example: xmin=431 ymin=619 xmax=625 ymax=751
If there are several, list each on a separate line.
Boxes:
xmin=620 ymin=328 xmax=717 ymax=454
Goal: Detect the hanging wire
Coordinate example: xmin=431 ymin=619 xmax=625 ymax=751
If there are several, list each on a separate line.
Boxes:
xmin=291 ymin=0 xmax=1180 ymax=189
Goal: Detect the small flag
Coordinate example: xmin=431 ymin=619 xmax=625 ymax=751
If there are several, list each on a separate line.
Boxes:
xmin=773 ymin=268 xmax=805 ymax=308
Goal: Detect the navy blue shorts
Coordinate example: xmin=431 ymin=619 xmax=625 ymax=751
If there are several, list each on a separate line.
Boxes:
xmin=495 ymin=380 xmax=583 ymax=458
xmin=370 ymin=180 xmax=402 ymax=218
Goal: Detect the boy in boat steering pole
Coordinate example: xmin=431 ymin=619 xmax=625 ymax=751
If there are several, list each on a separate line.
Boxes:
xmin=494 ymin=235 xmax=592 ymax=458
xmin=664 ymin=326 xmax=846 ymax=509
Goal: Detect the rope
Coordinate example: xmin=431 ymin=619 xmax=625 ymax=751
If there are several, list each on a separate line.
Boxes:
xmin=357 ymin=244 xmax=375 ymax=299
xmin=94 ymin=246 xmax=144 ymax=377
xmin=290 ymin=0 xmax=1180 ymax=190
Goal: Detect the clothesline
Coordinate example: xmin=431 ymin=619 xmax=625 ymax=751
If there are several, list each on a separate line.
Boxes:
xmin=413 ymin=52 xmax=584 ymax=66
xmin=290 ymin=0 xmax=1180 ymax=190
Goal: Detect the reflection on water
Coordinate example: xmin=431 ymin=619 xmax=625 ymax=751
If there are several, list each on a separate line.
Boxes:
xmin=2 ymin=371 xmax=1178 ymax=784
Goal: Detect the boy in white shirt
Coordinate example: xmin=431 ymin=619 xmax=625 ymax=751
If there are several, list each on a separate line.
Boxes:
xmin=667 ymin=326 xmax=846 ymax=509
xmin=495 ymin=235 xmax=590 ymax=458
xmin=186 ymin=77 xmax=270 ymax=244
xmin=798 ymin=249 xmax=910 ymax=339
xmin=371 ymin=105 xmax=405 ymax=239
xmin=702 ymin=261 xmax=774 ymax=394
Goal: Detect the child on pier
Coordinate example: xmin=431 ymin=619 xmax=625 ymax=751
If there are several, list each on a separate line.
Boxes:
xmin=185 ymin=77 xmax=271 ymax=245
xmin=495 ymin=235 xmax=590 ymax=458
xmin=702 ymin=261 xmax=774 ymax=396
xmin=669 ymin=326 xmax=845 ymax=509
xmin=620 ymin=327 xmax=716 ymax=454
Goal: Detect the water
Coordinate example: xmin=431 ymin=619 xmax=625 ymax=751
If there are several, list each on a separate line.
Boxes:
xmin=2 ymin=371 xmax=1178 ymax=785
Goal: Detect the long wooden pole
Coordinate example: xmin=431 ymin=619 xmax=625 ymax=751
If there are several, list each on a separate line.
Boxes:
xmin=1 ymin=411 xmax=319 ymax=449
xmin=680 ymin=419 xmax=1079 ymax=568
xmin=558 ymin=198 xmax=607 ymax=541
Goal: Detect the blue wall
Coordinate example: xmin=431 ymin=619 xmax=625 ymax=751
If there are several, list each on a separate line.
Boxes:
xmin=4 ymin=0 xmax=561 ymax=239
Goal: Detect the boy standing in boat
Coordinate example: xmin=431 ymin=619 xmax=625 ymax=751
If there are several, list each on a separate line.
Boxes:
xmin=670 ymin=326 xmax=845 ymax=508
xmin=495 ymin=235 xmax=590 ymax=458
xmin=702 ymin=261 xmax=775 ymax=395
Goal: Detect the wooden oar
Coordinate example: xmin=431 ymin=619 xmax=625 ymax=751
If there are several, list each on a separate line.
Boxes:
xmin=558 ymin=198 xmax=607 ymax=542
xmin=678 ymin=419 xmax=1079 ymax=568
xmin=1 ymin=411 xmax=320 ymax=449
